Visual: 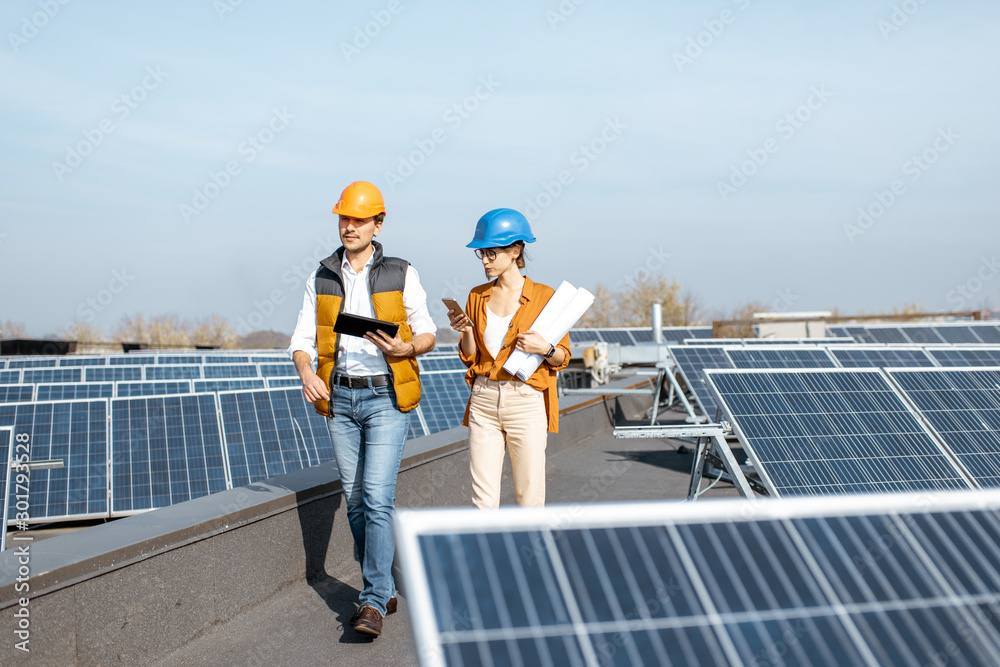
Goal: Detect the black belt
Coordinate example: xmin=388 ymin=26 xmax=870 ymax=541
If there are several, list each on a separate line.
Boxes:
xmin=332 ymin=374 xmax=391 ymax=389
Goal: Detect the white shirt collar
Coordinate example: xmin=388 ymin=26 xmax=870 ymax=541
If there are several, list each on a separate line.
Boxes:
xmin=341 ymin=249 xmax=376 ymax=276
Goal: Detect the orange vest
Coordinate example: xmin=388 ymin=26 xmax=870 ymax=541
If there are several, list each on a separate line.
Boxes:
xmin=313 ymin=242 xmax=420 ymax=416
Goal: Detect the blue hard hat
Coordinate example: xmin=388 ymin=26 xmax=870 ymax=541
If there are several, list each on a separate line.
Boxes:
xmin=466 ymin=208 xmax=537 ymax=248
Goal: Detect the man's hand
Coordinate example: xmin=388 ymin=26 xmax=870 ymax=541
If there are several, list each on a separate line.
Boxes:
xmin=301 ymin=371 xmax=330 ymax=403
xmin=365 ymin=329 xmax=415 ymax=358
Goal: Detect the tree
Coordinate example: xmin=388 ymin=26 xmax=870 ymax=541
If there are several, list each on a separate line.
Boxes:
xmin=190 ymin=315 xmax=238 ymax=349
xmin=0 ymin=320 xmax=26 ymax=339
xmin=578 ymin=275 xmax=705 ymax=328
xmin=60 ymin=321 xmax=105 ymax=343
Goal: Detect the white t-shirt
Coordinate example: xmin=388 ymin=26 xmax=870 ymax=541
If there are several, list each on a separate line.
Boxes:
xmin=483 ymin=306 xmax=514 ymax=360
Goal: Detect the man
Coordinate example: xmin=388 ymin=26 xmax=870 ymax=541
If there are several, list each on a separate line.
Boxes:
xmin=288 ymin=180 xmax=436 ymax=637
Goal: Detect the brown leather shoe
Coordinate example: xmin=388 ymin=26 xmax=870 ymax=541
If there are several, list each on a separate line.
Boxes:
xmin=353 ymin=606 xmax=383 ymax=636
xmin=350 ymin=597 xmax=396 ymax=626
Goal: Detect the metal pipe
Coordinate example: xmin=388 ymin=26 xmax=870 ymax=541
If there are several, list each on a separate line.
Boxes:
xmin=652 ymin=302 xmax=663 ymax=344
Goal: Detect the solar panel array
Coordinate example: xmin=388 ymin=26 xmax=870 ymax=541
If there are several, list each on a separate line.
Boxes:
xmin=569 ymin=326 xmax=712 ymax=346
xmin=397 ymin=492 xmax=1000 ymax=667
xmin=0 ymin=349 xmax=473 ymax=524
xmin=827 ymin=322 xmax=1000 ymax=345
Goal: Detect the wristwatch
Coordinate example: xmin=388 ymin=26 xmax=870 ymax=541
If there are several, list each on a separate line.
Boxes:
xmin=544 ymin=344 xmax=556 ymax=359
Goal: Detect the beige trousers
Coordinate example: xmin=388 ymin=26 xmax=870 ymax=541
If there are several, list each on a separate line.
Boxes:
xmin=468 ymin=376 xmax=548 ymax=509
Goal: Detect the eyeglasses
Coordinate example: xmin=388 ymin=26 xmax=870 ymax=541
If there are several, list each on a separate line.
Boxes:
xmin=474 ymin=248 xmax=502 ymax=261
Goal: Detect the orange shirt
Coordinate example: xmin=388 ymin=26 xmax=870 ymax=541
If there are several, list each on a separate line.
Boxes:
xmin=459 ymin=276 xmax=572 ymax=433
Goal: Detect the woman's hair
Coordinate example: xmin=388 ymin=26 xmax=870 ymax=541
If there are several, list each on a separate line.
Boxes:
xmin=510 ymin=240 xmax=528 ymax=269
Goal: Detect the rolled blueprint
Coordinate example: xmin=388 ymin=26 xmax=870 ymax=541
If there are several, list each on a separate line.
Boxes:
xmin=503 ymin=282 xmax=594 ymax=381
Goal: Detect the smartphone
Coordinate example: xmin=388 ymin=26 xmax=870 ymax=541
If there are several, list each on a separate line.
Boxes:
xmin=441 ymin=298 xmax=465 ymax=318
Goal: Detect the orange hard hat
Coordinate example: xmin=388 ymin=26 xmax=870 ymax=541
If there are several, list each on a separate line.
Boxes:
xmin=332 ymin=181 xmax=385 ymax=219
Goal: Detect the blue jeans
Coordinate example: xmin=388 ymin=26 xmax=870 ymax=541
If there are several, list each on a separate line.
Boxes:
xmin=326 ymin=378 xmax=408 ymax=616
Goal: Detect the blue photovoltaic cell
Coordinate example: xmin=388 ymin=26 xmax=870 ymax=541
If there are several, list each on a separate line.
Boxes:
xmin=202 ymin=364 xmax=259 ymax=379
xmin=0 ymin=386 xmax=33 ymax=403
xmin=935 ymin=326 xmax=985 ymax=344
xmin=630 ymin=328 xmax=653 ymax=343
xmin=7 ymin=358 xmax=58 ymax=369
xmin=569 ymin=329 xmax=601 ymax=343
xmin=419 ymin=356 xmax=466 ymax=373
xmin=899 ymin=327 xmax=946 ymax=345
xmin=597 ymin=329 xmax=636 ymax=345
xmin=265 ymin=377 xmax=301 ymax=389
xmin=57 ymin=357 xmax=107 ymax=367
xmin=830 ymin=347 xmax=936 ymax=368
xmin=258 ymin=363 xmax=298 ymax=378
xmin=155 ymin=355 xmax=203 ymax=365
xmin=726 ymin=347 xmax=836 ymax=369
xmin=668 ymin=346 xmax=733 ymax=419
xmin=928 ymin=348 xmax=1000 ymax=367
xmin=194 ymin=378 xmax=266 ymax=392
xmin=828 ymin=326 xmax=850 ymax=338
xmin=972 ymin=325 xmax=1000 ymax=344
xmin=35 ymin=383 xmax=114 ymax=401
xmin=110 ymin=394 xmax=228 ymax=513
xmin=146 ymin=365 xmax=202 ymax=380
xmin=688 ymin=327 xmax=713 ymax=338
xmin=662 ymin=328 xmax=696 ymax=343
xmin=115 ymin=380 xmax=193 ymax=397
xmin=23 ymin=368 xmax=82 ymax=384
xmin=0 ymin=359 xmax=6 ymax=369
xmin=204 ymin=355 xmax=250 ymax=364
xmin=0 ymin=400 xmax=109 ymax=521
xmin=433 ymin=343 xmax=460 ymax=355
xmin=889 ymin=368 xmax=1000 ymax=489
xmin=419 ymin=372 xmax=470 ymax=435
xmin=219 ymin=389 xmax=335 ymax=488
xmin=109 ymin=355 xmax=156 ymax=365
xmin=867 ymin=327 xmax=911 ymax=344
xmin=705 ymin=369 xmax=972 ymax=496
xmin=0 ymin=370 xmax=20 ymax=384
xmin=86 ymin=366 xmax=143 ymax=382
xmin=843 ymin=327 xmax=879 ymax=344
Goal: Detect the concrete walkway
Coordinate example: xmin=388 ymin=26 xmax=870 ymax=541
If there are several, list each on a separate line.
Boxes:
xmin=155 ymin=410 xmax=741 ymax=666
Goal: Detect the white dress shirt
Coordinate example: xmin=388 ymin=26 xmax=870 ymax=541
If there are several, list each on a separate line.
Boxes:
xmin=287 ymin=252 xmax=436 ymax=376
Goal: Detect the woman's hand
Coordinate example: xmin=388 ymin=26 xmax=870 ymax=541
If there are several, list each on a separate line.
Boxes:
xmin=515 ymin=330 xmax=551 ymax=356
xmin=449 ymin=309 xmax=474 ymax=334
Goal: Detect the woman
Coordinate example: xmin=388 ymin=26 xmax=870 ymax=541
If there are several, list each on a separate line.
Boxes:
xmin=449 ymin=208 xmax=571 ymax=508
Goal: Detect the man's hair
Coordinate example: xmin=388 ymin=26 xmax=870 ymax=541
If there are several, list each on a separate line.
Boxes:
xmin=375 ymin=213 xmax=385 ymax=224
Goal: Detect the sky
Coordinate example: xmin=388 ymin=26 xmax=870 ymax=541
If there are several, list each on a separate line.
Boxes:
xmin=2 ymin=0 xmax=999 ymax=339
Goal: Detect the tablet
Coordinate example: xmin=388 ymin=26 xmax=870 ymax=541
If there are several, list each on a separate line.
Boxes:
xmin=333 ymin=312 xmax=400 ymax=339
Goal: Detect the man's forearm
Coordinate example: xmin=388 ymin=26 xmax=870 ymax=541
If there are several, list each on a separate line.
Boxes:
xmin=409 ymin=333 xmax=435 ymax=357
xmin=292 ymin=350 xmax=316 ymax=379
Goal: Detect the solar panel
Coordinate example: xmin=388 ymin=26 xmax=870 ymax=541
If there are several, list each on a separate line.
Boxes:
xmin=419 ymin=356 xmax=467 ymax=373
xmin=842 ymin=327 xmax=879 ymax=344
xmin=667 ymin=346 xmax=733 ymax=420
xmin=418 ymin=372 xmax=471 ymax=435
xmin=0 ymin=359 xmax=6 ymax=369
xmin=155 ymin=355 xmax=203 ymax=365
xmin=110 ymin=393 xmax=229 ymax=513
xmin=866 ymin=327 xmax=910 ymax=344
xmin=0 ymin=370 xmax=22 ymax=385
xmin=22 ymin=368 xmax=82 ymax=384
xmin=408 ymin=408 xmax=426 ymax=440
xmin=115 ymin=380 xmax=193 ymax=397
xmin=827 ymin=326 xmax=851 ymax=338
xmin=704 ymin=368 xmax=973 ymax=496
xmin=935 ymin=325 xmax=985 ymax=344
xmin=397 ymin=491 xmax=1000 ymax=667
xmin=568 ymin=329 xmax=601 ymax=343
xmin=6 ymin=358 xmax=58 ymax=369
xmin=899 ymin=326 xmax=946 ymax=345
xmin=109 ymin=355 xmax=156 ymax=366
xmin=630 ymin=328 xmax=653 ymax=343
xmin=0 ymin=385 xmax=33 ymax=403
xmin=888 ymin=367 xmax=1000 ymax=489
xmin=257 ymin=363 xmax=298 ymax=378
xmin=218 ymin=388 xmax=335 ymax=488
xmin=86 ymin=366 xmax=142 ymax=382
xmin=596 ymin=329 xmax=635 ymax=346
xmin=430 ymin=343 xmax=460 ymax=355
xmin=34 ymin=383 xmax=114 ymax=401
xmin=204 ymin=355 xmax=250 ymax=364
xmin=194 ymin=378 xmax=266 ymax=392
xmin=927 ymin=347 xmax=1000 ymax=367
xmin=971 ymin=325 xmax=1000 ymax=344
xmin=0 ymin=399 xmax=109 ymax=522
xmin=0 ymin=428 xmax=9 ymax=532
xmin=57 ymin=356 xmax=107 ymax=367
xmin=250 ymin=355 xmax=292 ymax=364
xmin=829 ymin=346 xmax=936 ymax=369
xmin=145 ymin=365 xmax=202 ymax=380
xmin=725 ymin=347 xmax=836 ymax=369
xmin=264 ymin=377 xmax=301 ymax=389
xmin=202 ymin=363 xmax=259 ymax=379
